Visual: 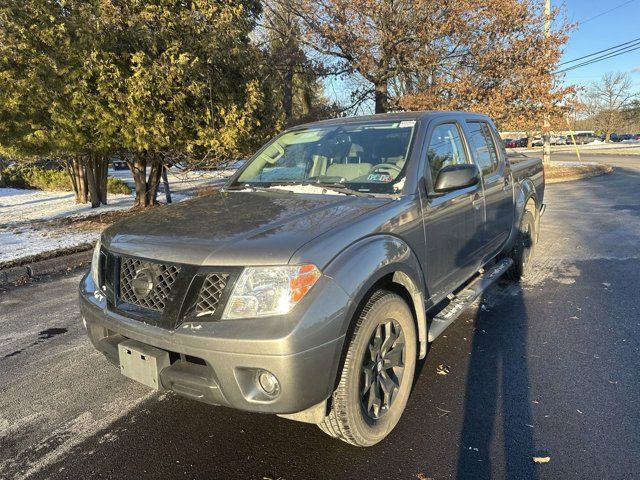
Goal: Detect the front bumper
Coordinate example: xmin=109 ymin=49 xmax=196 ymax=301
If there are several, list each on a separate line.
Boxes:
xmin=79 ymin=273 xmax=349 ymax=415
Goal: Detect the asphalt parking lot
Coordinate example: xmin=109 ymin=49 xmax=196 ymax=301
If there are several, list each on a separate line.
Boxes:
xmin=1 ymin=155 xmax=639 ymax=479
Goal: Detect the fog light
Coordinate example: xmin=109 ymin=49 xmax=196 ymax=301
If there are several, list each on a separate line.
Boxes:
xmin=257 ymin=370 xmax=280 ymax=397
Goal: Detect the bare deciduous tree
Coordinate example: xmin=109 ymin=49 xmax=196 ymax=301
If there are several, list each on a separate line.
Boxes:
xmin=583 ymin=72 xmax=638 ymax=142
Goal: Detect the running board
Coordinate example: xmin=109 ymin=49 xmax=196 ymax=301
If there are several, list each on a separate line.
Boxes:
xmin=427 ymin=258 xmax=513 ymax=342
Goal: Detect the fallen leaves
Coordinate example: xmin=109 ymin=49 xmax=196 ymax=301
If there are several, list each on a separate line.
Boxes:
xmin=533 ymin=456 xmax=551 ymax=464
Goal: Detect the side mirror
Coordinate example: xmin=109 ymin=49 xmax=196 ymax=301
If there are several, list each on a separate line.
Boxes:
xmin=433 ymin=164 xmax=480 ymax=193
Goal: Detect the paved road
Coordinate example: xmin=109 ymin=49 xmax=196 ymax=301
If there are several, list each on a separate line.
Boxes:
xmin=1 ymin=156 xmax=639 ymax=479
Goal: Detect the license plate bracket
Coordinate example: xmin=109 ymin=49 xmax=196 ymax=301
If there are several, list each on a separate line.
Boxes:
xmin=118 ymin=339 xmax=170 ymax=390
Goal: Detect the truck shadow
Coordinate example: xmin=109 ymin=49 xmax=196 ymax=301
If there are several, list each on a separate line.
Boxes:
xmin=455 ymin=281 xmax=539 ymax=480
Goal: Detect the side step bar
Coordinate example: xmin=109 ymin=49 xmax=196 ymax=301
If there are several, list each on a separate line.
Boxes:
xmin=427 ymin=257 xmax=513 ymax=342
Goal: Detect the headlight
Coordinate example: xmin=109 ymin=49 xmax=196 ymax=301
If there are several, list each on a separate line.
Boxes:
xmin=90 ymin=238 xmax=101 ymax=287
xmin=222 ymin=265 xmax=321 ymax=319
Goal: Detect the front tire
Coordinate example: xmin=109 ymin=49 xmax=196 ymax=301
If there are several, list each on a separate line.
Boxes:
xmin=318 ymin=290 xmax=417 ymax=446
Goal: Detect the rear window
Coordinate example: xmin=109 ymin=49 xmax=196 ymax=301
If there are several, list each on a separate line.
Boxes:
xmin=466 ymin=122 xmax=499 ymax=175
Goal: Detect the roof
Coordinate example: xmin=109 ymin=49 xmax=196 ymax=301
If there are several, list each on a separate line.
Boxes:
xmin=295 ymin=110 xmax=489 ymax=128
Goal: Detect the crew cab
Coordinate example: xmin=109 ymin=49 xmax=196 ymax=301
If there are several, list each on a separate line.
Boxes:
xmin=79 ymin=111 xmax=544 ymax=446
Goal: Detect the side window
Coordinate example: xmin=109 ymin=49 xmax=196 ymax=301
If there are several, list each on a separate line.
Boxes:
xmin=426 ymin=123 xmax=468 ymax=182
xmin=467 ymin=122 xmax=499 ymax=175
xmin=488 ymin=124 xmax=507 ymax=160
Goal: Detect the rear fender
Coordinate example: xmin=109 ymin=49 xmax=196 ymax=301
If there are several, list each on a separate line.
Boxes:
xmin=323 ymin=235 xmax=429 ymax=359
xmin=503 ymin=178 xmax=538 ymax=253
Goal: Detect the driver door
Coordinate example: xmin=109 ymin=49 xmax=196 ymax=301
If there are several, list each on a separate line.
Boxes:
xmin=420 ymin=121 xmax=485 ymax=302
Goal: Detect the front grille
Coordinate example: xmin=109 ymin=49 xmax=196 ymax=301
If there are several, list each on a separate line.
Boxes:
xmin=119 ymin=257 xmax=181 ymax=312
xmin=195 ymin=274 xmax=229 ymax=316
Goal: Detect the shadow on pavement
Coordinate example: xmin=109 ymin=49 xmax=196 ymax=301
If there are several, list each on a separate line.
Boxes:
xmin=456 ymin=282 xmax=539 ymax=480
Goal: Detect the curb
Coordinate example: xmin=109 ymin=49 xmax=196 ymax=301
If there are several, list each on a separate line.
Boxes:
xmin=0 ymin=249 xmax=92 ymax=288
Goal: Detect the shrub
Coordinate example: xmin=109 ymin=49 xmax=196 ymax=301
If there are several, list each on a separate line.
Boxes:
xmin=1 ymin=166 xmax=132 ymax=195
xmin=107 ymin=176 xmax=132 ymax=195
xmin=1 ymin=166 xmax=69 ymax=191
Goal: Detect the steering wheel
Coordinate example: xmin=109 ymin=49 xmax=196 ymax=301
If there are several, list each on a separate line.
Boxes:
xmin=370 ymin=163 xmax=401 ymax=175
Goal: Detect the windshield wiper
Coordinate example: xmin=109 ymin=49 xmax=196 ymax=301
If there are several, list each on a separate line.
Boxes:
xmin=224 ymin=183 xmax=281 ymax=194
xmin=308 ymin=182 xmax=373 ymax=197
xmin=225 ymin=181 xmax=372 ymax=197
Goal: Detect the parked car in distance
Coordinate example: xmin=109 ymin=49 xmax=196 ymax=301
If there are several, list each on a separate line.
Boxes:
xmin=80 ymin=111 xmax=545 ymax=446
xmin=573 ymin=133 xmax=600 ymax=145
xmin=507 ymin=137 xmax=529 ymax=148
xmin=111 ymin=158 xmax=128 ymax=170
xmin=529 ymin=136 xmax=567 ymax=146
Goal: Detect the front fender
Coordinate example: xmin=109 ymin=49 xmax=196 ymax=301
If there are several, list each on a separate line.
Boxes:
xmin=323 ymin=234 xmax=429 ymax=359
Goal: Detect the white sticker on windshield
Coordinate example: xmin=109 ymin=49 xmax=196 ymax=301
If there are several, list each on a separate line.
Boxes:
xmin=398 ymin=120 xmax=416 ymax=128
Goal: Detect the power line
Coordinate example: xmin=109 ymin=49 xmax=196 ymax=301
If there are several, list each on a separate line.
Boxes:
xmin=577 ymin=0 xmax=637 ymax=25
xmin=559 ymin=36 xmax=640 ymax=66
xmin=557 ymin=44 xmax=640 ymax=74
xmin=556 ymin=43 xmax=640 ymax=74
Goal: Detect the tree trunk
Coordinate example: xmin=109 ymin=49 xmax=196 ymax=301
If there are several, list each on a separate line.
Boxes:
xmin=146 ymin=158 xmax=163 ymax=206
xmin=130 ymin=153 xmax=148 ymax=209
xmin=374 ymin=81 xmax=389 ymax=114
xmin=65 ymin=157 xmax=88 ymax=204
xmin=130 ymin=152 xmax=164 ymax=209
xmin=85 ymin=155 xmax=101 ymax=208
xmin=0 ymin=158 xmax=6 ymax=187
xmin=81 ymin=161 xmax=88 ymax=203
xmin=99 ymin=154 xmax=108 ymax=205
xmin=84 ymin=154 xmax=109 ymax=208
xmin=162 ymin=166 xmax=172 ymax=204
xmin=605 ymin=131 xmax=611 ymax=143
xmin=282 ymin=62 xmax=294 ymax=122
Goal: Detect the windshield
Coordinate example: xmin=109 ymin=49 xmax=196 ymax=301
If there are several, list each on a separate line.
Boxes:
xmin=233 ymin=120 xmax=416 ymax=194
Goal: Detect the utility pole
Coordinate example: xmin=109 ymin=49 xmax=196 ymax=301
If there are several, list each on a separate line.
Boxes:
xmin=543 ymin=0 xmax=551 ymax=164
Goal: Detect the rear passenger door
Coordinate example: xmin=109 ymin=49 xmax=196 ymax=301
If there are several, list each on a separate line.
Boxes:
xmin=464 ymin=121 xmax=514 ymax=261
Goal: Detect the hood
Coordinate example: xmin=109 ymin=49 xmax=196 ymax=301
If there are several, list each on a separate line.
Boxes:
xmin=102 ymin=190 xmax=391 ymax=266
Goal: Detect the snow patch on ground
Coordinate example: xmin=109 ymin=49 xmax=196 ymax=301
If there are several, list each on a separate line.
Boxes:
xmin=0 ymin=229 xmax=96 ymax=263
xmin=0 ymin=188 xmax=133 ymax=222
xmin=0 ymin=167 xmax=239 ymax=265
xmin=0 ymin=188 xmax=133 ymax=263
xmin=109 ymin=166 xmax=235 ymax=194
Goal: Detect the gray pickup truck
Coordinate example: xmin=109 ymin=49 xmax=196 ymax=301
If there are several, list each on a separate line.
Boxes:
xmin=79 ymin=111 xmax=544 ymax=446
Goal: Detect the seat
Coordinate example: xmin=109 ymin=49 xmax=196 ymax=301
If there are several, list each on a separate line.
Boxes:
xmin=373 ymin=137 xmax=407 ymax=167
xmin=326 ymin=163 xmax=372 ymax=180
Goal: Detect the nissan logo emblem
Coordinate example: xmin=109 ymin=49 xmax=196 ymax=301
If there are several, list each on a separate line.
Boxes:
xmin=131 ymin=267 xmax=155 ymax=300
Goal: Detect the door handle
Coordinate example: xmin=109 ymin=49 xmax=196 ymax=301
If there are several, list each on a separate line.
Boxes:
xmin=471 ymin=193 xmax=483 ymax=210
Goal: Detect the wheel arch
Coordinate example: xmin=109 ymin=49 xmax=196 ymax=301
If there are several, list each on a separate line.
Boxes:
xmin=503 ymin=178 xmax=540 ymax=254
xmin=322 ymin=235 xmax=429 ymax=392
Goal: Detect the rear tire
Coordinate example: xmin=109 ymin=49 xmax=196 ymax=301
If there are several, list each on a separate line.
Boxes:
xmin=318 ymin=290 xmax=417 ymax=446
xmin=505 ymin=208 xmax=537 ymax=281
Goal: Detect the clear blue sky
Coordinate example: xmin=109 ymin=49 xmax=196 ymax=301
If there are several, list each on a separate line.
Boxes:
xmin=560 ymin=0 xmax=640 ymax=88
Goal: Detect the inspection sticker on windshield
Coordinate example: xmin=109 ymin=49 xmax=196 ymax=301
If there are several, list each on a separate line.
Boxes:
xmin=399 ymin=120 xmax=416 ymax=128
